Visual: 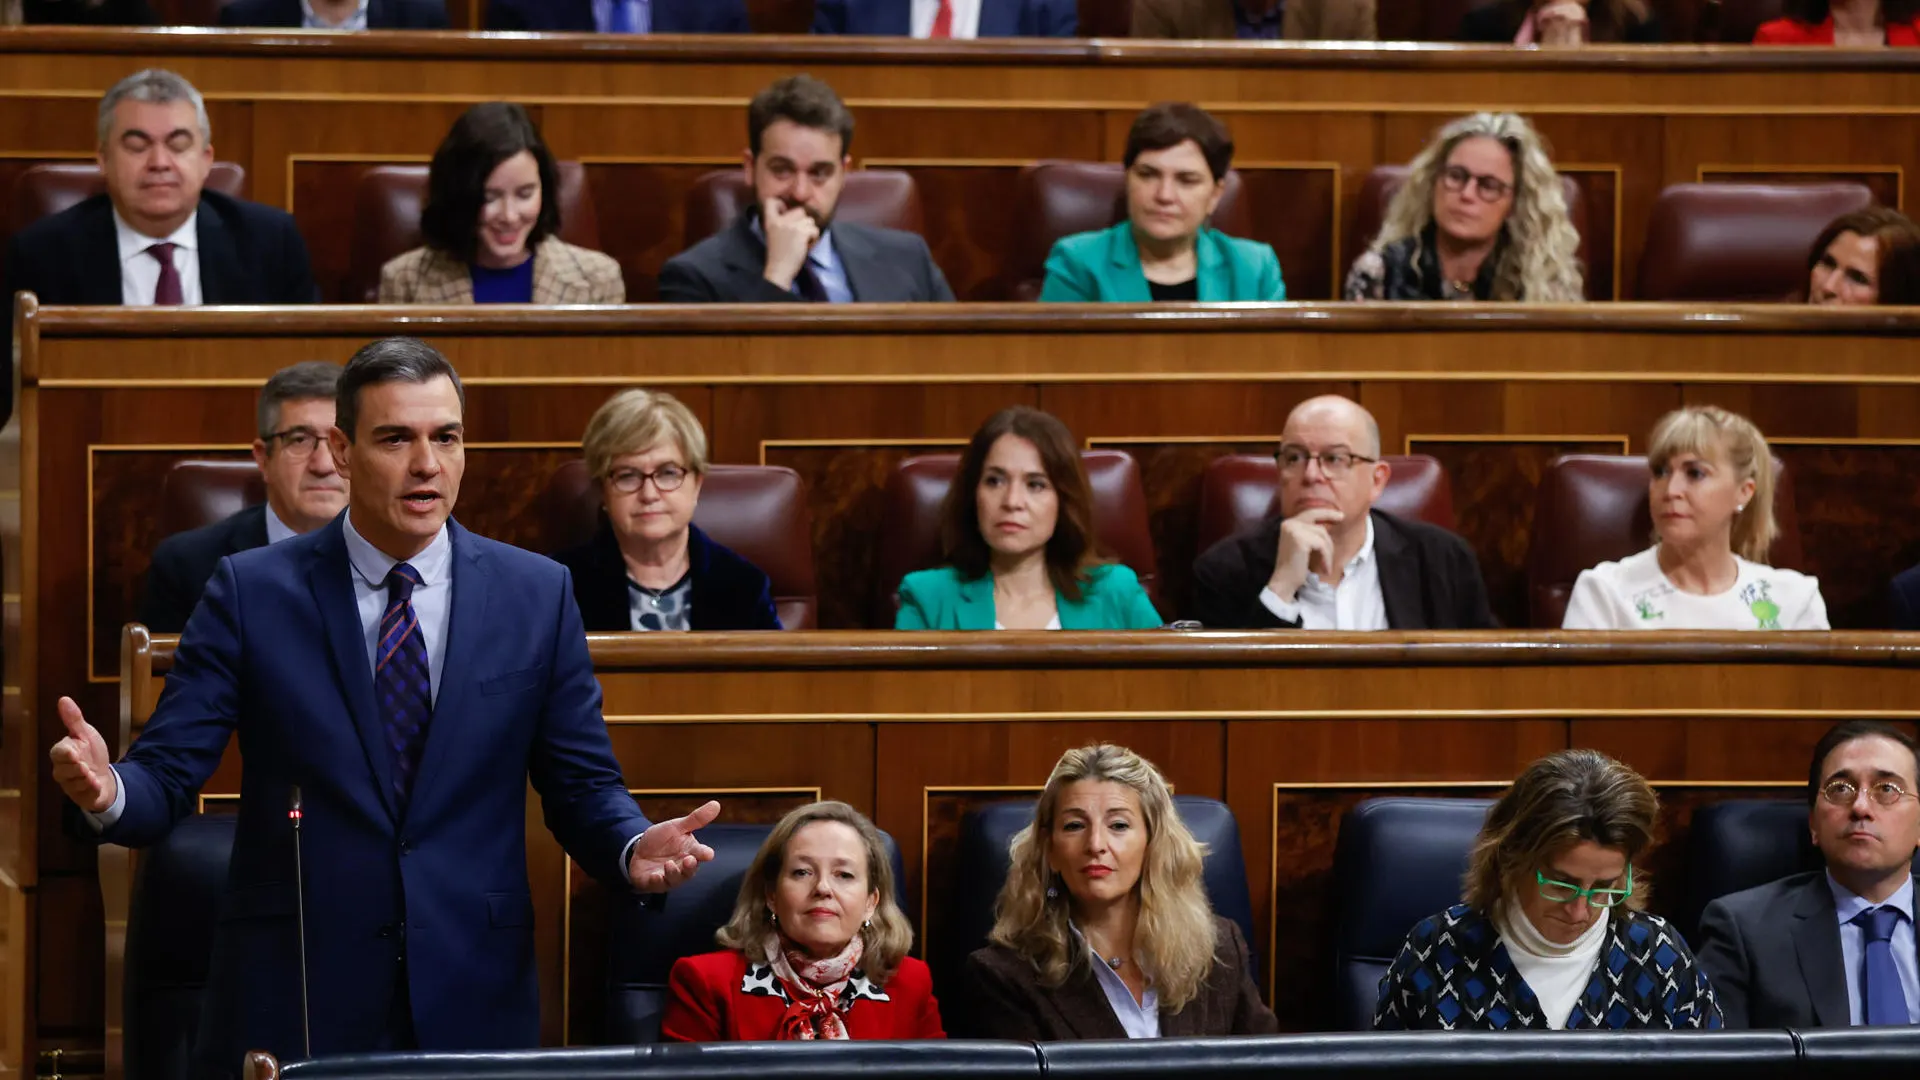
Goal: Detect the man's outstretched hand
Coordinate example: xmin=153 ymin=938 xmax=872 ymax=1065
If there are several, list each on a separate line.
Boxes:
xmin=627 ymin=799 xmax=721 ymax=892
xmin=49 ymin=695 xmax=116 ymax=814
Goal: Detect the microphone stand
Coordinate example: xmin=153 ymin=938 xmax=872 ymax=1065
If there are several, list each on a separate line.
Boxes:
xmin=289 ymin=786 xmax=312 ymax=1059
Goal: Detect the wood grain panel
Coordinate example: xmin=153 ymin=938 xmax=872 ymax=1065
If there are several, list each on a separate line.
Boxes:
xmin=1237 ymin=167 xmax=1338 ymax=301
xmin=892 ymin=166 xmax=1023 ymax=302
xmin=581 ymin=162 xmax=729 ymax=304
xmin=1768 ymin=444 xmax=1920 ymax=629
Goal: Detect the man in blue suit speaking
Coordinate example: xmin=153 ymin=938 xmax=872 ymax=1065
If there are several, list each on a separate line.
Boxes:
xmin=50 ymin=337 xmax=720 ymax=1075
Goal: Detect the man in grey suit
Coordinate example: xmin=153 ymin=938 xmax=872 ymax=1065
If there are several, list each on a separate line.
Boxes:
xmin=1696 ymin=720 xmax=1920 ymax=1028
xmin=658 ymin=75 xmax=954 ymax=305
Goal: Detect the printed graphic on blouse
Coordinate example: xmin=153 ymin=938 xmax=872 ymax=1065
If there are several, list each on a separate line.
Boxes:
xmin=1740 ymin=580 xmax=1781 ymax=629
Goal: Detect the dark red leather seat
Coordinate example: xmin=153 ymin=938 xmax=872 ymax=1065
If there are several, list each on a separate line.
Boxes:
xmin=10 ymin=162 xmax=248 ymax=236
xmin=1345 ymin=164 xmax=1589 ymax=297
xmin=1635 ymin=182 xmax=1874 ymax=302
xmin=539 ymin=460 xmax=817 ymax=630
xmin=160 ymin=460 xmax=265 ymax=538
xmin=681 ymin=170 xmax=925 ymax=250
xmin=1193 ymin=453 xmax=1457 ymax=558
xmin=869 ymin=449 xmax=1158 ymax=628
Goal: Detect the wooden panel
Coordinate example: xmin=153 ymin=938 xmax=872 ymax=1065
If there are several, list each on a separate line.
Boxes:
xmin=1237 ymin=167 xmax=1339 ymax=302
xmin=893 ymin=166 xmax=1023 ymax=303
xmin=1769 ymin=444 xmax=1920 ymax=629
xmin=581 ymin=162 xmax=731 ymax=304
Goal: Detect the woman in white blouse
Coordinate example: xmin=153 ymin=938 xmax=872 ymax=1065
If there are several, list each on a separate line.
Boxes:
xmin=1562 ymin=406 xmax=1827 ymax=631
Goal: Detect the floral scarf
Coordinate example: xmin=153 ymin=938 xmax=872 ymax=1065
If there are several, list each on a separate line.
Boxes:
xmin=764 ymin=932 xmax=865 ymax=1040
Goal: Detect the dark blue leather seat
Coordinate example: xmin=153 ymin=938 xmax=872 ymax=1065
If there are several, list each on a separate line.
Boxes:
xmin=125 ymin=813 xmax=236 ymax=1080
xmin=604 ymin=821 xmax=906 ymax=1044
xmin=1329 ymin=797 xmax=1493 ymax=1031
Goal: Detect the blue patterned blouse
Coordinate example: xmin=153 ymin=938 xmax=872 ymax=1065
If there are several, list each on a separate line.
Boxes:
xmin=1374 ymin=904 xmax=1724 ymax=1030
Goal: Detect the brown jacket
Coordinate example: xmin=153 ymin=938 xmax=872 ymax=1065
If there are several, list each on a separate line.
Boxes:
xmin=1131 ymin=0 xmax=1376 ymax=39
xmin=377 ymin=235 xmax=625 ymax=304
xmin=960 ymin=916 xmax=1278 ymax=1040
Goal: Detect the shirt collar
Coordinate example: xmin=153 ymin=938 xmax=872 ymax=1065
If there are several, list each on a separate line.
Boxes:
xmin=302 ymin=0 xmax=370 ymax=28
xmin=748 ymin=213 xmax=838 ymax=272
xmin=262 ymin=501 xmax=298 ymax=545
xmin=342 ymin=510 xmax=453 ymax=591
xmin=114 ymin=207 xmax=197 ymax=264
xmin=1829 ymin=869 xmax=1917 ymax=924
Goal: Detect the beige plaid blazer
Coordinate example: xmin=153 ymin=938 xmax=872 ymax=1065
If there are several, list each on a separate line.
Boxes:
xmin=377 ymin=236 xmax=626 ymax=304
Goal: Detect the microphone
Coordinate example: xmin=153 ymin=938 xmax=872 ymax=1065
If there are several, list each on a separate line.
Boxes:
xmin=289 ymin=786 xmax=312 ymax=1059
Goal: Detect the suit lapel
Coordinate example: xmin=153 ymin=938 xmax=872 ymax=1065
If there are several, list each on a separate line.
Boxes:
xmin=1371 ymin=512 xmax=1425 ymax=629
xmin=79 ymin=201 xmax=124 ymax=305
xmin=833 ymin=225 xmax=879 ymax=302
xmin=957 ymin=573 xmax=995 ymax=630
xmin=1104 ymin=225 xmax=1153 ymax=303
xmin=406 ymin=520 xmax=487 ymax=816
xmin=978 ymin=0 xmax=1015 ymax=36
xmin=1050 ymin=966 xmax=1129 ymax=1038
xmin=531 ymin=237 xmax=591 ymax=303
xmin=1194 ymin=228 xmax=1228 ymax=302
xmin=196 ymin=200 xmax=245 ymax=304
xmin=309 ymin=517 xmax=397 ymax=822
xmin=720 ymin=215 xmax=775 ymax=294
xmin=1790 ymin=874 xmax=1852 ymax=1027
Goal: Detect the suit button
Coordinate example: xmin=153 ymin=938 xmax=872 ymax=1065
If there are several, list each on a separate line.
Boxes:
xmin=400 ymin=838 xmax=414 ymax=855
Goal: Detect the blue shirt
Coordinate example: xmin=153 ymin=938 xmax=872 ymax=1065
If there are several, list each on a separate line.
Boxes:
xmin=750 ymin=216 xmax=854 ymax=303
xmin=593 ymin=0 xmax=651 ymax=33
xmin=470 ymin=258 xmax=535 ymax=304
xmin=1828 ymin=871 xmax=1920 ymax=1026
xmin=1234 ymin=0 xmax=1284 ymax=40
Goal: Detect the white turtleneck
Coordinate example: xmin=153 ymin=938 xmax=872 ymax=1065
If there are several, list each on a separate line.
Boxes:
xmin=1493 ymin=900 xmax=1610 ymax=1030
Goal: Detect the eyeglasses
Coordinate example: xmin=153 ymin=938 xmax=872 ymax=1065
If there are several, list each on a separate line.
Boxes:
xmin=1819 ymin=779 xmax=1919 ymax=808
xmin=1276 ymin=446 xmax=1379 ymax=479
xmin=608 ymin=464 xmax=690 ymax=494
xmin=1536 ymin=866 xmax=1633 ymax=907
xmin=1440 ymin=164 xmax=1513 ymax=202
xmin=266 ymin=427 xmax=325 ymax=460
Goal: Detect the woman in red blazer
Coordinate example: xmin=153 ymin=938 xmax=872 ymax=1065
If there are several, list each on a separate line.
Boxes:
xmin=1755 ymin=1 xmax=1920 ymax=44
xmin=662 ymin=802 xmax=945 ymax=1042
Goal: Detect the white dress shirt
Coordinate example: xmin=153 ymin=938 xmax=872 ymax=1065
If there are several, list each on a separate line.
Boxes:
xmin=341 ymin=512 xmax=451 ymax=705
xmin=302 ymin=0 xmax=370 ymax=28
xmin=1562 ymin=545 xmax=1829 ymax=631
xmin=1829 ymin=872 xmax=1920 ymax=1026
xmin=1257 ymin=516 xmax=1389 ymax=630
xmin=114 ymin=209 xmax=202 ymax=308
xmin=913 ymin=0 xmax=981 ymax=37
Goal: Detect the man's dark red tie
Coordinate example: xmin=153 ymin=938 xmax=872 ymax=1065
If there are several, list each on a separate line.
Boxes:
xmin=146 ymin=242 xmax=183 ymax=306
xmin=930 ymin=0 xmax=953 ymax=38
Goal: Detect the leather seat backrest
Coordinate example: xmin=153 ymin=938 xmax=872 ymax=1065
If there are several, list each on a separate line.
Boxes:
xmin=1523 ymin=454 xmax=1802 ymax=629
xmin=1706 ymin=0 xmax=1788 ymax=42
xmin=1194 ymin=453 xmax=1456 ymax=559
xmin=160 ymin=460 xmax=266 ymax=539
xmin=868 ymin=449 xmax=1158 ymax=628
xmin=345 ymin=161 xmax=601 ymax=303
xmin=1000 ymin=161 xmax=1252 ymax=302
xmin=1677 ymin=799 xmax=1820 ymax=946
xmin=126 ymin=814 xmax=236 ymax=1080
xmin=604 ymin=822 xmax=906 ymax=1043
xmin=1345 ymin=165 xmax=1588 ymax=297
xmin=10 ymin=162 xmax=248 ymax=236
xmin=1330 ymin=797 xmax=1493 ymax=1031
xmin=1636 ymin=182 xmax=1874 ymax=302
xmin=681 ymin=170 xmax=925 ymax=250
xmin=538 ymin=460 xmax=818 ymax=630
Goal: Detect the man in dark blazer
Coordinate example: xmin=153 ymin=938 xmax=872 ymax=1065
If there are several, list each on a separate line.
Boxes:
xmin=50 ymin=338 xmax=722 ymax=1077
xmin=218 ymin=0 xmax=451 ymax=28
xmin=3 ymin=69 xmax=316 ymax=423
xmin=484 ymin=0 xmax=749 ymax=32
xmin=658 ymin=75 xmax=955 ymax=304
xmin=139 ymin=361 xmax=349 ymax=634
xmin=1189 ymin=394 xmax=1494 ymax=629
xmin=814 ymin=0 xmax=1077 ymax=37
xmin=1696 ymin=720 xmax=1920 ymax=1028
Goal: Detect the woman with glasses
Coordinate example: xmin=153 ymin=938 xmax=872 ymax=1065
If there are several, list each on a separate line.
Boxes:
xmin=551 ymin=388 xmax=781 ymax=631
xmin=1376 ymin=749 xmax=1723 ymax=1030
xmin=1344 ymin=112 xmax=1583 ymax=303
xmin=1562 ymin=406 xmax=1827 ymax=631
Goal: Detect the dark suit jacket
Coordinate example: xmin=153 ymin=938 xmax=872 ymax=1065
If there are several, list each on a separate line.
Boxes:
xmin=1696 ymin=870 xmax=1860 ymax=1029
xmin=1458 ymin=2 xmax=1662 ymax=42
xmin=21 ymin=0 xmax=157 ymax=23
xmin=99 ymin=516 xmax=651 ymax=1075
xmin=1188 ymin=508 xmax=1495 ymax=630
xmin=485 ymin=0 xmax=749 ymax=31
xmin=1890 ymin=564 xmax=1920 ymax=629
xmin=550 ymin=520 xmax=780 ymax=631
xmin=1131 ymin=0 xmax=1376 ymax=40
xmin=658 ymin=213 xmax=956 ymax=304
xmin=3 ymin=190 xmax=317 ymax=423
xmin=138 ymin=504 xmax=270 ymax=635
xmin=959 ymin=916 xmax=1278 ymax=1039
xmin=813 ymin=0 xmax=1077 ymax=36
xmin=219 ymin=0 xmax=450 ymax=27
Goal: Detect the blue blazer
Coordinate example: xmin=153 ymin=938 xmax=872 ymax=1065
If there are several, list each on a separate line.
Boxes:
xmin=101 ymin=516 xmax=651 ymax=1072
xmin=895 ymin=562 xmax=1162 ymax=629
xmin=485 ymin=0 xmax=748 ymax=31
xmin=551 ymin=520 xmax=781 ymax=631
xmin=814 ymin=0 xmax=1077 ymax=36
xmin=1040 ymin=222 xmax=1286 ymax=303
xmin=1892 ymin=564 xmax=1920 ymax=629
xmin=218 ymin=0 xmax=449 ymax=26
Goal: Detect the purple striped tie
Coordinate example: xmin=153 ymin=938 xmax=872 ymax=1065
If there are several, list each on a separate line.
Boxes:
xmin=377 ymin=563 xmax=432 ymax=808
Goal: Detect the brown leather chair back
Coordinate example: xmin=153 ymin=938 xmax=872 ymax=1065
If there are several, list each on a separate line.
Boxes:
xmin=345 ymin=161 xmax=602 ymax=303
xmin=1194 ymin=454 xmax=1456 ymax=557
xmin=1077 ymin=0 xmax=1133 ymax=35
xmin=538 ymin=460 xmax=817 ymax=630
xmin=1345 ymin=165 xmax=1589 ymax=297
xmin=1524 ymin=453 xmax=1803 ymax=628
xmin=1635 ymin=182 xmax=1874 ymax=302
xmin=160 ymin=460 xmax=266 ymax=539
xmin=681 ymin=170 xmax=925 ymax=250
xmin=870 ymin=449 xmax=1158 ymax=627
xmin=999 ymin=161 xmax=1252 ymax=302
xmin=1378 ymin=0 xmax=1479 ymax=39
xmin=10 ymin=162 xmax=248 ymax=235
xmin=1703 ymin=0 xmax=1786 ymax=41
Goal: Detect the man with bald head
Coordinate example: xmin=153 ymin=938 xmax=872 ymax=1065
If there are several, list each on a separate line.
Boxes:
xmin=1190 ymin=395 xmax=1494 ymax=630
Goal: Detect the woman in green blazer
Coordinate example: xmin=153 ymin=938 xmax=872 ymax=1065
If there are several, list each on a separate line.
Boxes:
xmin=894 ymin=406 xmax=1163 ymax=631
xmin=1039 ymin=103 xmax=1286 ymax=304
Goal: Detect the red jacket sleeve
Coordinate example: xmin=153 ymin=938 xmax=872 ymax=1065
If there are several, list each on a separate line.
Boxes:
xmin=896 ymin=957 xmax=947 ymax=1038
xmin=661 ymin=953 xmax=730 ymax=1043
xmin=1752 ymin=18 xmax=1814 ymax=44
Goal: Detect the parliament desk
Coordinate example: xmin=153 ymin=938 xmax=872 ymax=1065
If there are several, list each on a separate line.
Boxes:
xmin=6 ymin=31 xmax=1920 ymax=302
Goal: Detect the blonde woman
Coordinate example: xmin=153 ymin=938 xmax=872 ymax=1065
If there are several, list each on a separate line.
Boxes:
xmin=662 ymin=802 xmax=944 ymax=1042
xmin=1375 ymin=750 xmax=1723 ymax=1030
xmin=1563 ymin=407 xmax=1828 ymax=630
xmin=960 ymin=744 xmax=1275 ymax=1039
xmin=1345 ymin=113 xmax=1583 ymax=303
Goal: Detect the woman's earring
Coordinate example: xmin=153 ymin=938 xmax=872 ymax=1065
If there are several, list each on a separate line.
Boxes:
xmin=769 ymin=910 xmax=778 ymax=926
xmin=1737 ymin=504 xmax=1747 ymax=513
xmin=863 ymin=917 xmax=873 ymax=930
xmin=1045 ymin=873 xmax=1060 ymax=900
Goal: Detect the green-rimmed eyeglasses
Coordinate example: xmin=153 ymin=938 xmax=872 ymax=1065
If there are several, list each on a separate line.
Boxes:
xmin=1536 ymin=865 xmax=1633 ymax=907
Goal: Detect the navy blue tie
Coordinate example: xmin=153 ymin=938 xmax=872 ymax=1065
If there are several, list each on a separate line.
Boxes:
xmin=1854 ymin=905 xmax=1912 ymax=1025
xmin=377 ymin=563 xmax=432 ymax=810
xmin=794 ymin=259 xmax=830 ymax=303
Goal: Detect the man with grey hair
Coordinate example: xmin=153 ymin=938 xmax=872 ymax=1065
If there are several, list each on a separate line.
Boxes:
xmin=138 ymin=360 xmax=348 ymax=633
xmin=2 ymin=68 xmax=315 ymax=420
xmin=1190 ymin=393 xmax=1494 ymax=629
